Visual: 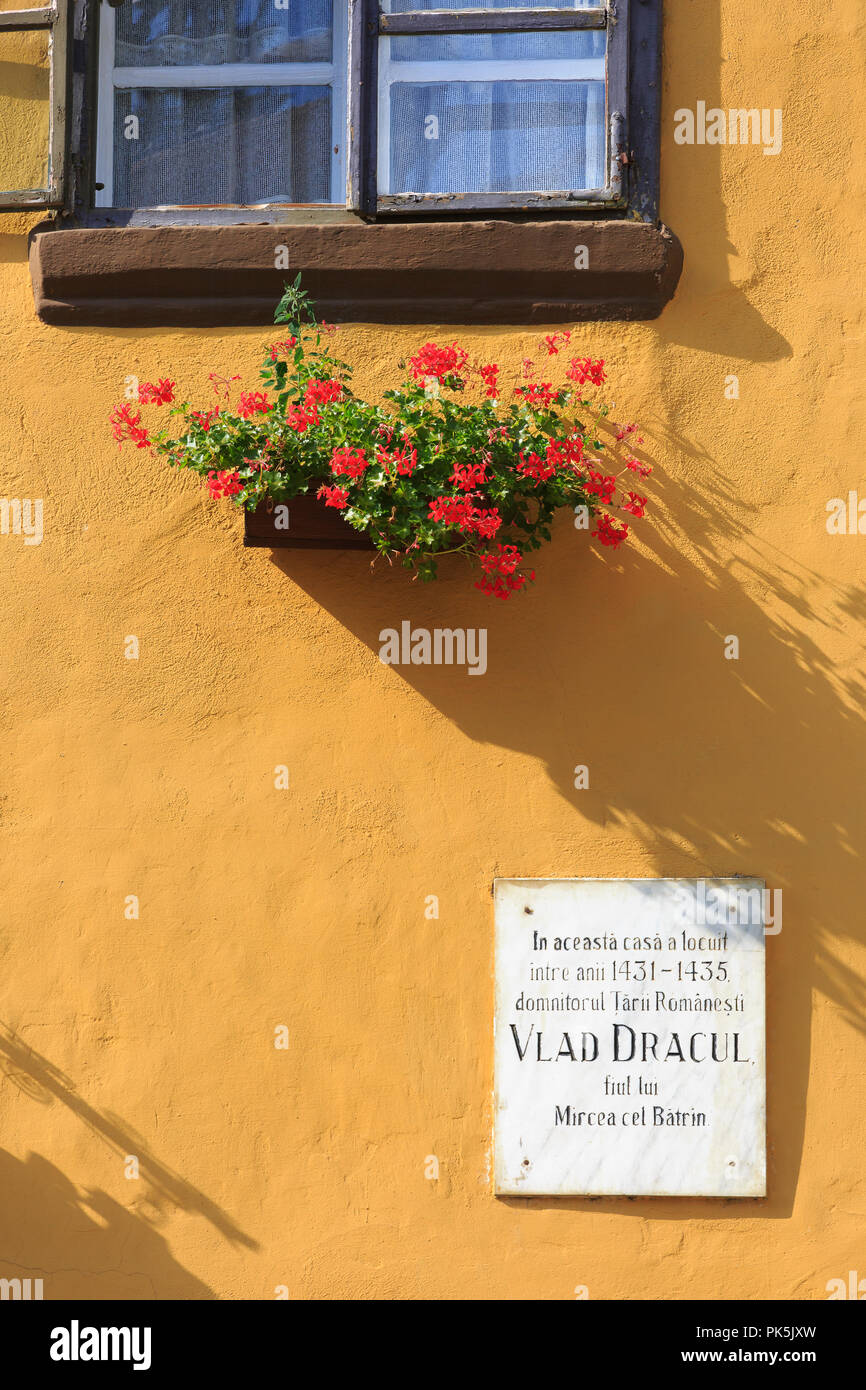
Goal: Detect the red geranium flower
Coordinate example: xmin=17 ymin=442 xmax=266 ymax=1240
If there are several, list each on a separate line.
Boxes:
xmin=317 ymin=483 xmax=349 ymax=509
xmin=471 ymin=508 xmax=503 ymax=539
xmin=566 ymin=357 xmax=606 ymax=387
xmin=622 ymin=491 xmax=647 ymax=518
xmin=626 ymin=456 xmax=652 ymax=479
xmin=541 ymin=331 xmax=571 ymax=357
xmin=408 ymin=342 xmax=469 ymax=383
xmin=563 ymin=434 xmax=585 ymax=467
xmin=516 ymin=450 xmax=555 ymax=483
xmin=268 ymin=338 xmax=297 ymax=361
xmin=205 ymin=469 xmax=243 ymax=500
xmin=428 ymin=495 xmax=502 ymax=538
xmin=475 ymin=543 xmax=535 ymax=599
xmin=394 ymin=443 xmax=417 ymax=475
xmin=191 ymin=407 xmax=220 ymax=432
xmin=330 ymin=446 xmax=368 ymax=479
xmin=138 ymin=378 xmax=175 ymax=405
xmin=515 ymin=382 xmax=561 ymax=409
xmin=208 ymin=372 xmax=241 ymax=400
xmin=377 ymin=440 xmax=418 ymax=476
xmin=478 ymin=363 xmax=499 ymax=398
xmin=585 ymin=469 xmax=616 ymax=504
xmin=238 ymin=391 xmax=270 ymax=418
xmin=429 ymin=495 xmax=474 ymax=528
xmin=516 ymin=438 xmax=568 ymax=483
xmin=109 ymin=403 xmax=151 ymax=449
xmin=592 ymin=514 xmax=629 ymax=548
xmin=285 ymin=403 xmax=318 ymax=432
xmin=304 ymin=378 xmax=344 ymax=408
xmin=451 ymin=459 xmax=488 ymax=491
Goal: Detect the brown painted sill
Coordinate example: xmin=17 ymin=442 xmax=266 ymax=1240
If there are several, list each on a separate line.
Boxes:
xmin=29 ymin=219 xmax=682 ymax=327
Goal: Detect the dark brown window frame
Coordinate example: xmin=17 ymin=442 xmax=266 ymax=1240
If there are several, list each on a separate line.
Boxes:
xmin=19 ymin=0 xmax=682 ymax=325
xmin=353 ymin=1 xmax=627 ymax=217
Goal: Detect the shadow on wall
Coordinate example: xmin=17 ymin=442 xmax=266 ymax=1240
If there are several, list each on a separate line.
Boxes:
xmin=257 ymin=398 xmax=865 ymax=1225
xmin=0 ymin=233 xmax=29 ymax=263
xmin=0 ymin=1023 xmax=259 ymax=1298
xmin=655 ymin=0 xmax=793 ymax=363
xmin=0 ymin=1148 xmax=214 ymax=1301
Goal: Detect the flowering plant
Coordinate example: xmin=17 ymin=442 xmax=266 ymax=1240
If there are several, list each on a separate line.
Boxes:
xmin=109 ymin=278 xmax=650 ymax=599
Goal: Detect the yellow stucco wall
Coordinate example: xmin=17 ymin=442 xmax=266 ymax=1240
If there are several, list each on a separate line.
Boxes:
xmin=1 ymin=0 xmax=864 ymax=1300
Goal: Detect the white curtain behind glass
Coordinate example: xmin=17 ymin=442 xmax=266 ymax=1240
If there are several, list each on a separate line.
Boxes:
xmin=390 ymin=81 xmax=604 ymax=194
xmin=113 ymin=87 xmax=331 ymax=205
xmin=112 ymin=1 xmax=335 ymax=205
xmin=115 ymin=0 xmax=333 ymax=65
xmin=386 ymin=25 xmax=606 ymax=195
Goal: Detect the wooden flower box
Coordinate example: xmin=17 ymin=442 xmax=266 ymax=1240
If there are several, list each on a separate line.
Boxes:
xmin=243 ymin=495 xmax=372 ymax=550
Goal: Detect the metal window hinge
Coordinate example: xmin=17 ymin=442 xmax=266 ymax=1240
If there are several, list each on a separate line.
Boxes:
xmin=608 ymin=110 xmax=628 ymax=200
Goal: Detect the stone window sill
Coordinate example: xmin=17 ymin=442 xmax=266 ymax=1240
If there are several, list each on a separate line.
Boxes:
xmin=29 ymin=219 xmax=682 ymax=327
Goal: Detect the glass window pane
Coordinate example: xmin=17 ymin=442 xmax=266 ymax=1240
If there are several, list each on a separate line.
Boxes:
xmin=388 ymin=79 xmax=605 ymax=194
xmin=113 ymin=87 xmax=332 ymax=205
xmin=0 ymin=27 xmax=50 ymax=192
xmin=381 ymin=28 xmax=606 ymax=196
xmin=390 ymin=31 xmax=604 ymax=61
xmin=115 ymin=0 xmax=334 ymax=66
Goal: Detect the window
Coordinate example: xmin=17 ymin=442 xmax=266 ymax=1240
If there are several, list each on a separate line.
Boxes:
xmin=6 ymin=2 xmax=681 ymax=326
xmin=88 ymin=0 xmax=627 ymax=215
xmin=0 ymin=1 xmax=69 ymax=209
xmin=371 ymin=0 xmax=624 ymax=213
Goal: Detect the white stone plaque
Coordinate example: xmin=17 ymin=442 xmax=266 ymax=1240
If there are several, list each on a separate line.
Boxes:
xmin=494 ymin=878 xmax=766 ymax=1197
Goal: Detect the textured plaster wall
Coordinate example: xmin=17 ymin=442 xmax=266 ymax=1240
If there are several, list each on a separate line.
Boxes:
xmin=0 ymin=0 xmax=864 ymax=1300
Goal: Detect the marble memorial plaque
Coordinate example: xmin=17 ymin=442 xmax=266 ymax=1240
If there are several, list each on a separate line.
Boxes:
xmin=494 ymin=878 xmax=766 ymax=1197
